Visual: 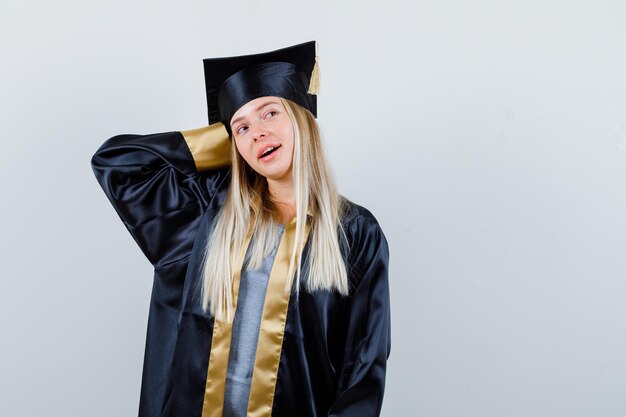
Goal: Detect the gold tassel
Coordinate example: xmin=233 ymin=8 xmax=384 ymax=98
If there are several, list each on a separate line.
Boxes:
xmin=307 ymin=42 xmax=320 ymax=95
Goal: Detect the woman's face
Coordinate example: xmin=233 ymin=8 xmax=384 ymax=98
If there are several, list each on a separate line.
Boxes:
xmin=230 ymin=96 xmax=295 ymax=182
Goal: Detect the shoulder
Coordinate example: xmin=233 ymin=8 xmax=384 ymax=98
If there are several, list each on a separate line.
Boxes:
xmin=340 ymin=197 xmax=386 ymax=238
xmin=199 ymin=204 xmax=223 ymax=231
xmin=339 ymin=197 xmax=389 ymax=269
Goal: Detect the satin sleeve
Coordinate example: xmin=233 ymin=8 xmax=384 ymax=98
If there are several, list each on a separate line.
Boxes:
xmin=329 ymin=212 xmax=391 ymax=417
xmin=90 ymin=124 xmax=231 ymax=268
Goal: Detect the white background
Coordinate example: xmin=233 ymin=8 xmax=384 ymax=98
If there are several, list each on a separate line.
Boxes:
xmin=1 ymin=0 xmax=625 ymax=416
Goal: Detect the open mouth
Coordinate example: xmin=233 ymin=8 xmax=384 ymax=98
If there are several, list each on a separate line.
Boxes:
xmin=260 ymin=145 xmax=281 ymax=158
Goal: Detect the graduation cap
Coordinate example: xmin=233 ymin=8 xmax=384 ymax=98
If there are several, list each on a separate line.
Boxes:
xmin=203 ymin=41 xmax=319 ymax=132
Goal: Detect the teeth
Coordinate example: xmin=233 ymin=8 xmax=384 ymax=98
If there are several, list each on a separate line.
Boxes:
xmin=262 ymin=146 xmax=275 ymax=157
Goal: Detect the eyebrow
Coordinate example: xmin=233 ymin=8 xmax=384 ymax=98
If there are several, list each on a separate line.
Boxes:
xmin=230 ymin=100 xmax=281 ymax=128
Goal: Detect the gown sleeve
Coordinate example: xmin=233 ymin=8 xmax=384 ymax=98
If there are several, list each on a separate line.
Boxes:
xmin=90 ymin=124 xmax=231 ymax=268
xmin=329 ymin=211 xmax=391 ymax=417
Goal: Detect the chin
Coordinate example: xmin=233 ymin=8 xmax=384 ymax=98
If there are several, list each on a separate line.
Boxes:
xmin=263 ymin=170 xmax=292 ymax=182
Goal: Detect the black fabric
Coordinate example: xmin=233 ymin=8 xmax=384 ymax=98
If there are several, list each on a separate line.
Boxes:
xmin=203 ymin=41 xmax=317 ymax=127
xmin=91 ymin=130 xmax=390 ymax=417
xmin=91 ymin=131 xmax=230 ymax=417
xmin=218 ymin=62 xmax=315 ymax=130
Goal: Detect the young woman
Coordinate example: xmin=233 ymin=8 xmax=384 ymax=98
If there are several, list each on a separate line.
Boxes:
xmin=91 ymin=41 xmax=390 ymax=417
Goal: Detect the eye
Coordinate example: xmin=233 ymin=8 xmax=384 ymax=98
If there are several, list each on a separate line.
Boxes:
xmin=264 ymin=110 xmax=277 ymax=119
xmin=236 ymin=125 xmax=248 ymax=135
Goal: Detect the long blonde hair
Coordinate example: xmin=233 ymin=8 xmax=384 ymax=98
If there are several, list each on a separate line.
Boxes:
xmin=199 ymin=98 xmax=349 ymax=321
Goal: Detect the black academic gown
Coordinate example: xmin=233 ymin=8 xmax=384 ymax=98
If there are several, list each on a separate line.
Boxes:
xmin=91 ymin=128 xmax=391 ymax=417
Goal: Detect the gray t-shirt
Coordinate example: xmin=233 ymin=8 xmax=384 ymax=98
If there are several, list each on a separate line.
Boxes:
xmin=222 ymin=224 xmax=285 ymax=417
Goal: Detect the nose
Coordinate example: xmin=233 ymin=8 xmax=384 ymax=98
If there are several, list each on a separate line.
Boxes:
xmin=251 ymin=121 xmax=268 ymax=143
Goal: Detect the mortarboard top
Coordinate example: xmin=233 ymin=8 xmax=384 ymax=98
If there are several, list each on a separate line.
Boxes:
xmin=203 ymin=41 xmax=319 ymax=132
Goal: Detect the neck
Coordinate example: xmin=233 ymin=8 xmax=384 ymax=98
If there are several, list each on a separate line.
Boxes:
xmin=267 ymin=178 xmax=296 ymax=225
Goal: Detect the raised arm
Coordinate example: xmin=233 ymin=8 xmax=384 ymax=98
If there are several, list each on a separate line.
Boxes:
xmin=90 ymin=124 xmax=231 ymax=268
